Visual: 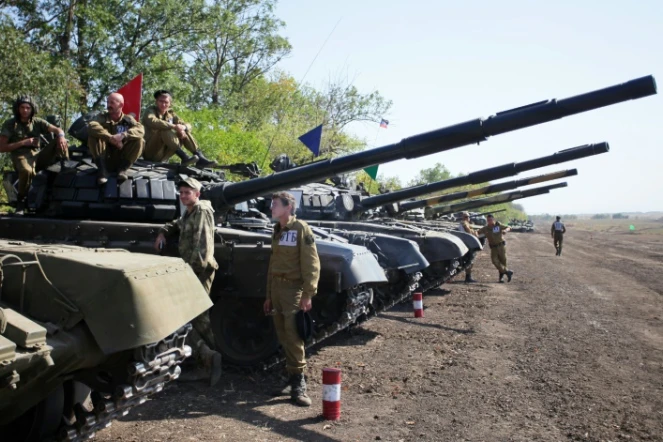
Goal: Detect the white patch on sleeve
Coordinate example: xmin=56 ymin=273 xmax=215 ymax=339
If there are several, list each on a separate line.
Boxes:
xmin=279 ymin=231 xmax=298 ymax=246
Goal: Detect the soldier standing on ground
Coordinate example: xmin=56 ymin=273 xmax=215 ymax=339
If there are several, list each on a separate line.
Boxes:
xmin=264 ymin=191 xmax=321 ymax=407
xmin=551 ymin=216 xmax=566 ymax=256
xmin=154 ymin=177 xmax=222 ymax=386
xmin=87 ymin=92 xmax=145 ymax=185
xmin=459 ymin=211 xmax=479 ymax=283
xmin=141 ymin=90 xmax=216 ymax=168
xmin=477 ymin=214 xmax=514 ymax=283
xmin=0 ymin=96 xmax=69 ymax=215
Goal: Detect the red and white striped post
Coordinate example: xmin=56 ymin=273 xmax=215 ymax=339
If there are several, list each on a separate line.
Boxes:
xmin=413 ymin=292 xmax=424 ymax=318
xmin=322 ymin=368 xmax=342 ymax=420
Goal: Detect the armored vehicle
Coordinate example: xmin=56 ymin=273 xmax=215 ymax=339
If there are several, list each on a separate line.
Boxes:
xmin=1 ymin=75 xmax=656 ymax=369
xmin=0 ymin=240 xmax=211 ymax=441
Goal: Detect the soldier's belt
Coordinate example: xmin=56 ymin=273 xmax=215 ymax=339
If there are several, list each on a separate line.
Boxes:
xmin=489 ymin=241 xmax=506 ymax=249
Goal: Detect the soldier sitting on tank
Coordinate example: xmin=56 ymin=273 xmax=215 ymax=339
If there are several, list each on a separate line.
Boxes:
xmin=0 ymin=96 xmax=69 ymax=215
xmin=153 ymin=177 xmax=222 ymax=386
xmin=141 ymin=90 xmax=216 ymax=168
xmin=87 ymin=92 xmax=145 ymax=185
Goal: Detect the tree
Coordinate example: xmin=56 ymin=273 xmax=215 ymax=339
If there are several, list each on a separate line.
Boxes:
xmin=407 ymin=163 xmax=453 ymax=187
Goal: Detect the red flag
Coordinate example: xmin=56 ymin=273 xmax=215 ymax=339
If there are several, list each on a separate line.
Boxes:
xmin=117 ymin=74 xmax=143 ymax=119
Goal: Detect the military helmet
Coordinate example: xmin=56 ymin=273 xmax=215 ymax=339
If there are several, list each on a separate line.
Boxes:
xmin=13 ymin=95 xmax=38 ymax=120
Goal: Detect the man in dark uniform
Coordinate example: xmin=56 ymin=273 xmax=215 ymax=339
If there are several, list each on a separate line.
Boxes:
xmin=264 ymin=191 xmax=321 ymax=407
xmin=154 ymin=177 xmax=222 ymax=386
xmin=459 ymin=211 xmax=478 ymax=283
xmin=0 ymin=96 xmax=69 ymax=214
xmin=477 ymin=214 xmax=514 ymax=283
xmin=87 ymin=92 xmax=145 ymax=185
xmin=551 ymin=216 xmax=567 ymax=256
xmin=141 ymin=90 xmax=216 ymax=168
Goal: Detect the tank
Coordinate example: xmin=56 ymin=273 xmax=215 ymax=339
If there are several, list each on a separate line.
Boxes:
xmin=0 ymin=75 xmax=656 ymax=369
xmin=0 ymin=240 xmax=211 ymax=441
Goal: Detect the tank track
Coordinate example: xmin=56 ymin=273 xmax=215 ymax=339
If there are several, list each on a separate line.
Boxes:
xmin=56 ymin=325 xmax=192 ymax=442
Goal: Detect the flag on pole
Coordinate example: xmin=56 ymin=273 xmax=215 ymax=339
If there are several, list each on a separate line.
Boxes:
xmin=364 ymin=164 xmax=379 ymax=180
xmin=298 ymin=124 xmax=323 ymax=157
xmin=379 ymin=118 xmax=389 ymax=129
xmin=117 ymin=73 xmax=143 ymax=119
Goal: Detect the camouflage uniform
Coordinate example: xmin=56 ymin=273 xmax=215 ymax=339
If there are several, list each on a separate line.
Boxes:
xmin=87 ymin=111 xmax=144 ymax=171
xmin=266 ymin=216 xmax=321 ymax=375
xmin=160 ymin=196 xmax=218 ymax=350
xmin=1 ymin=117 xmax=67 ymax=201
xmin=551 ymin=220 xmax=566 ymax=255
xmin=459 ymin=218 xmax=477 ymax=281
xmin=478 ymin=221 xmax=511 ymax=279
xmin=141 ymin=106 xmax=199 ymax=162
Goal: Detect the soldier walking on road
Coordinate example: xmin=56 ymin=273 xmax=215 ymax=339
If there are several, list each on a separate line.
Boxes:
xmin=88 ymin=92 xmax=145 ymax=185
xmin=459 ymin=211 xmax=479 ymax=283
xmin=478 ymin=214 xmax=514 ymax=283
xmin=154 ymin=177 xmax=222 ymax=386
xmin=551 ymin=216 xmax=567 ymax=256
xmin=0 ymin=96 xmax=69 ymax=214
xmin=264 ymin=191 xmax=321 ymax=407
xmin=141 ymin=90 xmax=216 ymax=168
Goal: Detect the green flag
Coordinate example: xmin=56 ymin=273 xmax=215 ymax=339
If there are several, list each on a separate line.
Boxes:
xmin=629 ymin=224 xmax=635 ymax=232
xmin=364 ymin=164 xmax=379 ymax=180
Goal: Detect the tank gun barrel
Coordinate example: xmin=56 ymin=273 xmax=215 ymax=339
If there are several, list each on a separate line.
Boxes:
xmin=431 ymin=183 xmax=567 ymax=217
xmin=360 ymin=142 xmax=606 ymax=210
xmin=202 ymin=76 xmax=655 ymax=210
xmin=397 ymin=168 xmax=578 ymax=212
xmin=470 ymin=209 xmax=507 ymax=218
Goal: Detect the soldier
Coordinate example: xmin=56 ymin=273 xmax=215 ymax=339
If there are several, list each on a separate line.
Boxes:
xmin=264 ymin=191 xmax=321 ymax=407
xmin=153 ymin=177 xmax=222 ymax=386
xmin=458 ymin=211 xmax=479 ymax=283
xmin=141 ymin=90 xmax=216 ymax=168
xmin=551 ymin=215 xmax=567 ymax=256
xmin=0 ymin=96 xmax=69 ymax=215
xmin=477 ymin=214 xmax=514 ymax=283
xmin=88 ymin=92 xmax=145 ymax=185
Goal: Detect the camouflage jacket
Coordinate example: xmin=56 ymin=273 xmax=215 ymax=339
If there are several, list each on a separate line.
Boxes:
xmin=141 ymin=106 xmax=188 ymax=142
xmin=0 ymin=117 xmax=53 ymax=157
xmin=160 ymin=200 xmax=218 ymax=274
xmin=88 ymin=111 xmax=144 ymax=142
xmin=266 ymin=216 xmax=321 ymax=300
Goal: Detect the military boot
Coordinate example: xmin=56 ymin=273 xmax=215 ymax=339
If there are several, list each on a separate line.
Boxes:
xmin=14 ymin=198 xmax=26 ymax=216
xmin=175 ymin=148 xmax=199 ymax=167
xmin=117 ymin=161 xmax=131 ymax=183
xmin=195 ymin=151 xmax=217 ymax=168
xmin=291 ymin=373 xmax=312 ymax=407
xmin=96 ymin=156 xmax=108 ymax=185
xmin=506 ymin=270 xmax=514 ymax=282
xmin=271 ymin=374 xmax=293 ymax=397
xmin=465 ymin=274 xmax=477 ymax=283
xmin=498 ymin=273 xmax=505 ymax=283
xmin=198 ymin=343 xmax=223 ymax=387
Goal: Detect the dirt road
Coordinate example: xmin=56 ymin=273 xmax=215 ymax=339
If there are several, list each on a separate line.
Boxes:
xmin=97 ymin=227 xmax=663 ymax=442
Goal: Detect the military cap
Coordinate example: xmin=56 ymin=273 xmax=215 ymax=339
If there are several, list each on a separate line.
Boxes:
xmin=178 ymin=177 xmax=202 ymax=191
xmin=296 ymin=310 xmax=314 ymax=343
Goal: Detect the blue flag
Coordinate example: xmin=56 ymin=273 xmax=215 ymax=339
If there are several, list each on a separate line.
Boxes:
xmin=298 ymin=124 xmax=323 ymax=157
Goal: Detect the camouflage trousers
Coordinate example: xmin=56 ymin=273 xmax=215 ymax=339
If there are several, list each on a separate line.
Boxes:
xmin=490 ymin=243 xmax=509 ymax=274
xmin=187 ymin=266 xmax=216 ymax=363
xmin=143 ymin=130 xmax=198 ymax=163
xmin=11 ymin=140 xmax=68 ymax=200
xmin=270 ymin=278 xmax=306 ymax=375
xmin=553 ymin=233 xmax=564 ymax=253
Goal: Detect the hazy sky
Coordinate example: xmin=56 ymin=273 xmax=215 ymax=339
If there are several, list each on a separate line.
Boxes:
xmin=273 ymin=0 xmax=661 ymax=214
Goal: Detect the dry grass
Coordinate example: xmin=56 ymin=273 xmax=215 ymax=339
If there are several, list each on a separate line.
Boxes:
xmin=567 ymin=218 xmax=663 ymax=235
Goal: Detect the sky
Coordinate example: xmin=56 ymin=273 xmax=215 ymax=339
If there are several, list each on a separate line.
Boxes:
xmin=272 ymin=0 xmax=662 ymax=214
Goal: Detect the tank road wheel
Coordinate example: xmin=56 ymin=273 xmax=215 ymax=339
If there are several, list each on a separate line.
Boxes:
xmin=1 ymin=384 xmax=65 ymax=442
xmin=210 ymin=296 xmax=280 ymax=367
